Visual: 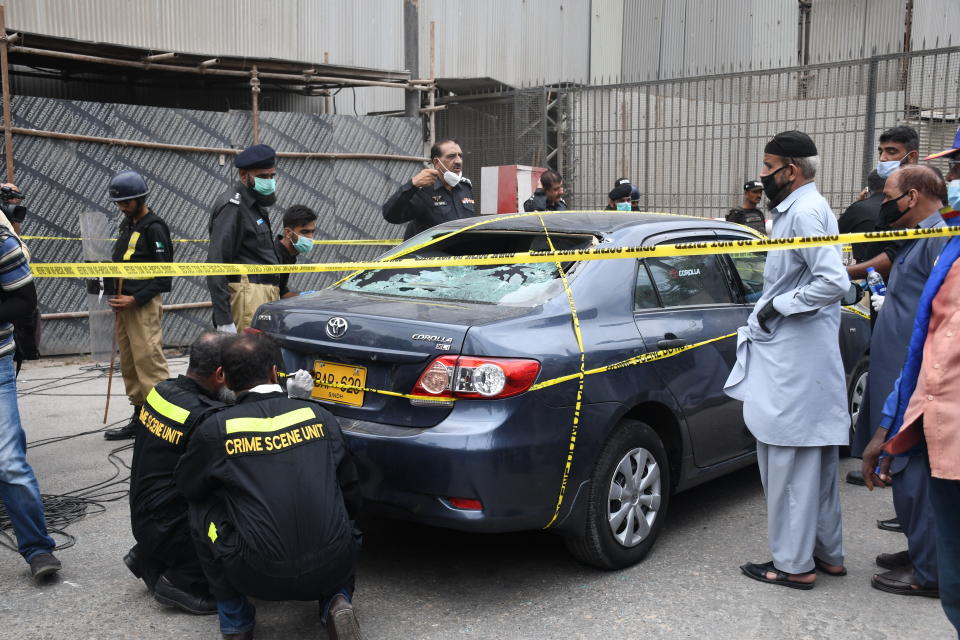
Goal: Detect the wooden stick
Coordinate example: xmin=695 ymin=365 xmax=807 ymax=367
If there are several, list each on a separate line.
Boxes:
xmin=102 ymin=279 xmax=123 ymax=424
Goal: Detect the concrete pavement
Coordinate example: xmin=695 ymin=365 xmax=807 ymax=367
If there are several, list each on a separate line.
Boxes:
xmin=0 ymin=356 xmax=954 ymax=640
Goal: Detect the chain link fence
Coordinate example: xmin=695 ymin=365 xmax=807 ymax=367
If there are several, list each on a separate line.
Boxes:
xmin=439 ymin=46 xmax=960 ymax=217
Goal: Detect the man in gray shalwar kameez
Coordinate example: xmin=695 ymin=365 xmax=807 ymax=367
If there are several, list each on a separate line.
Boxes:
xmin=725 ymin=130 xmax=850 ymax=589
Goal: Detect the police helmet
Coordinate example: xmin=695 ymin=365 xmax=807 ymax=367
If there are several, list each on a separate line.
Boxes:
xmin=107 ymin=170 xmax=149 ymax=202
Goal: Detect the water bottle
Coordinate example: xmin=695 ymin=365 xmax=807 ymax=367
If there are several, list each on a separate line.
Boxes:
xmin=866 ymin=267 xmax=887 ymax=297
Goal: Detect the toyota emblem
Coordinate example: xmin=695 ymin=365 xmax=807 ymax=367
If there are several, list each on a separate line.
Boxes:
xmin=325 ymin=316 xmax=349 ymax=339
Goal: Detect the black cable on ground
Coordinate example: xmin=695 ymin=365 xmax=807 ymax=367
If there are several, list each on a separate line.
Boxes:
xmin=0 ymin=437 xmax=133 ymax=553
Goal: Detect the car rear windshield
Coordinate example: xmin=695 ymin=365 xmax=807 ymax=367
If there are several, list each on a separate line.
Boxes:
xmin=339 ymin=229 xmax=598 ymax=305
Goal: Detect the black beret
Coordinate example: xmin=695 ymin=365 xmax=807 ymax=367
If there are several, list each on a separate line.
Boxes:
xmin=609 ymin=183 xmax=632 ymax=200
xmin=764 ymin=130 xmax=817 ymax=158
xmin=234 ymin=144 xmax=276 ymax=169
xmin=743 ymin=180 xmax=764 ymax=191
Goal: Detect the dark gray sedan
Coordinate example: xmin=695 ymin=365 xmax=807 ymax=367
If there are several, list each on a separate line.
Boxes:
xmin=253 ymin=212 xmax=870 ymax=569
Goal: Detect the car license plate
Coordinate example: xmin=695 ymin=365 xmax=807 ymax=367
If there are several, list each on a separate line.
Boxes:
xmin=311 ymin=360 xmax=367 ymax=407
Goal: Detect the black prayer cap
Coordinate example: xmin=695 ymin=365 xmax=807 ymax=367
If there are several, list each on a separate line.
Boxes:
xmin=764 ymin=130 xmax=818 ymax=158
xmin=234 ymin=144 xmax=277 ymax=169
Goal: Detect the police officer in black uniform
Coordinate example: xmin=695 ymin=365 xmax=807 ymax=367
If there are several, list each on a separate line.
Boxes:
xmin=206 ymin=144 xmax=282 ymax=334
xmin=523 ymin=170 xmax=568 ymax=212
xmin=382 ymin=138 xmax=476 ymax=239
xmin=176 ymin=333 xmax=363 ymax=640
xmin=102 ymin=171 xmax=173 ymax=440
xmin=124 ymin=331 xmax=231 ymax=615
xmin=725 ymin=180 xmax=767 ymax=235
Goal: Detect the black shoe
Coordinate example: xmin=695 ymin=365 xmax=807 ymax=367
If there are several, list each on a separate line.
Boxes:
xmin=325 ymin=594 xmax=364 ymax=640
xmin=153 ymin=575 xmax=217 ymax=615
xmin=104 ymin=406 xmax=141 ymax=440
xmin=29 ymin=552 xmax=61 ymax=581
xmin=123 ymin=548 xmax=142 ymax=579
xmin=123 ymin=547 xmax=159 ymax=591
xmin=845 ymin=470 xmax=866 ymax=486
xmin=877 ymin=517 xmax=903 ymax=533
xmin=876 ymin=550 xmax=912 ymax=570
xmin=222 ymin=630 xmax=254 ymax=640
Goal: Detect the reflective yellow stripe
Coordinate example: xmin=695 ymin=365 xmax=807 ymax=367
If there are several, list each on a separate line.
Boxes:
xmin=224 ymin=407 xmax=315 ymax=434
xmin=207 ymin=522 xmax=218 ymax=543
xmin=122 ymin=231 xmax=141 ymax=261
xmin=145 ymin=387 xmax=190 ymax=425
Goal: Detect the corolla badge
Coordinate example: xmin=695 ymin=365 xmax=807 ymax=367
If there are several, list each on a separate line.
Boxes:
xmin=325 ymin=316 xmax=349 ymax=339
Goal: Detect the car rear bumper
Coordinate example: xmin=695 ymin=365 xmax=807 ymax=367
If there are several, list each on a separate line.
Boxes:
xmin=336 ymin=397 xmax=582 ymax=533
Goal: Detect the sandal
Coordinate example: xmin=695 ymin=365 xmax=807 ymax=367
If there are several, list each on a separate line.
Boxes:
xmin=814 ymin=557 xmax=847 ymax=576
xmin=740 ymin=561 xmax=815 ymax=590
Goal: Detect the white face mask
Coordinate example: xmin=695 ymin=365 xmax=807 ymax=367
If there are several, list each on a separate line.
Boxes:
xmin=877 ymin=153 xmax=909 ymax=179
xmin=436 ymin=159 xmax=461 ymax=187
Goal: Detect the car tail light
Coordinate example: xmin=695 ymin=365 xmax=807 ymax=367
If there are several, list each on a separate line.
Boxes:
xmin=446 ymin=497 xmax=483 ymax=511
xmin=411 ymin=356 xmax=540 ymax=401
xmin=242 ymin=327 xmax=263 ymax=334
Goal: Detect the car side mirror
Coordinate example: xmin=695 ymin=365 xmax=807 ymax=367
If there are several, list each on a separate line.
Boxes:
xmin=841 ymin=282 xmax=863 ymax=306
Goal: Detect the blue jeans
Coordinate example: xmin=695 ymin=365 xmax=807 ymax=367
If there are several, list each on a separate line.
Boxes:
xmin=217 ymin=588 xmax=354 ymax=634
xmin=929 ymin=475 xmax=960 ymax=637
xmin=0 ymin=355 xmax=55 ymax=561
xmin=217 ymin=596 xmax=257 ymax=636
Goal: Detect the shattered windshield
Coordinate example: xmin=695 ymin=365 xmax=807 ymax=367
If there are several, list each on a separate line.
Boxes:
xmin=340 ymin=230 xmax=598 ymax=305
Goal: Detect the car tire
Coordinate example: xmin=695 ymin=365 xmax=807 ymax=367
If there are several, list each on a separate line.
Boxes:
xmin=844 ymin=355 xmax=869 ymax=457
xmin=564 ymin=419 xmax=671 ymax=570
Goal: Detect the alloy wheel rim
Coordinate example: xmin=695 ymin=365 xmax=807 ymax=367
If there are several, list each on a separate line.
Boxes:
xmin=850 ymin=370 xmax=868 ymax=429
xmin=606 ymin=447 xmax=661 ymax=548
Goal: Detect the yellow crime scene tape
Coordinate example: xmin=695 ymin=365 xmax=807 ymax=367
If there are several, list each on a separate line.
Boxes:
xmin=27 ymin=224 xmax=960 ymax=278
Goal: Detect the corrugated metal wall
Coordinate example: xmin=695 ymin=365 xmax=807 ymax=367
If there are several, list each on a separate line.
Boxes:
xmin=3 ymin=0 xmax=408 ymax=114
xmin=621 ymin=0 xmax=798 ymax=81
xmin=417 ymin=0 xmax=591 ymax=86
xmin=4 ymin=1 xmax=957 ymax=103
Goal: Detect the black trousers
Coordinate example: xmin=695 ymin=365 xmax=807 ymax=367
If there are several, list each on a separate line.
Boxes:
xmin=188 ymin=500 xmax=359 ymax=603
xmin=132 ymin=509 xmax=208 ymax=593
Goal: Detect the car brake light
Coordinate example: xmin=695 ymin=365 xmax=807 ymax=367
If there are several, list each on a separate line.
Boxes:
xmin=446 ymin=497 xmax=483 ymax=511
xmin=411 ymin=356 xmax=540 ymax=401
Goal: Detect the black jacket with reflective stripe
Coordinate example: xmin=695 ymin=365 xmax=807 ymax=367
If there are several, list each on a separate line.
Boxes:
xmin=130 ymin=376 xmax=225 ymax=522
xmin=104 ymin=209 xmax=173 ymax=305
xmin=175 ymin=391 xmax=361 ymax=564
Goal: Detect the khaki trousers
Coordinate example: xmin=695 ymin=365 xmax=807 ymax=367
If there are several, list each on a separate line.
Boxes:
xmin=117 ymin=296 xmax=169 ymax=407
xmin=228 ymin=276 xmax=280 ymax=332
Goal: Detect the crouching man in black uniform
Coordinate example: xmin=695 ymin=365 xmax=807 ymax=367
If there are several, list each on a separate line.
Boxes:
xmin=176 ymin=333 xmax=363 ymax=640
xmin=125 ymin=331 xmax=233 ymax=614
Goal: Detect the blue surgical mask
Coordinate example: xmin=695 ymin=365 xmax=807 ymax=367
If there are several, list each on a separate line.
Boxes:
xmin=948 ymin=179 xmax=960 ymax=210
xmin=615 ymin=202 xmax=631 ymax=212
xmin=253 ymin=176 xmax=276 ymax=196
xmin=292 ymin=233 xmax=313 ymax=254
xmin=877 ymin=155 xmax=908 ymax=179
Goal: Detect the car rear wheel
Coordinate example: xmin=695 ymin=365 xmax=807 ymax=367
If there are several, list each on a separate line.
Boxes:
xmin=845 ymin=356 xmax=869 ymax=456
xmin=565 ymin=419 xmax=671 ymax=570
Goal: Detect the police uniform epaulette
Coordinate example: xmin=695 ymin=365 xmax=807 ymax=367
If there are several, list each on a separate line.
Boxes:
xmin=229 ymin=192 xmax=241 ymax=205
xmin=460 ymin=176 xmax=472 ymax=187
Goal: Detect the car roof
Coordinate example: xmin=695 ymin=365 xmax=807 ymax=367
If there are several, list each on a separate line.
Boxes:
xmin=428 ymin=211 xmax=758 ymax=244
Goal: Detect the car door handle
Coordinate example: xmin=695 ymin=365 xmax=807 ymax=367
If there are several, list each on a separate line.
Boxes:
xmin=657 ymin=338 xmax=687 ymax=350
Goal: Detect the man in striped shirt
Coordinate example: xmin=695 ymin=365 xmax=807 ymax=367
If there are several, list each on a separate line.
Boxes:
xmin=0 ymin=226 xmax=61 ymax=580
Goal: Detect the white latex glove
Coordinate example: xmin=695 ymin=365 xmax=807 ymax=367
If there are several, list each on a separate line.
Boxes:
xmin=216 ymin=323 xmax=238 ymax=334
xmin=871 ymin=294 xmax=885 ymax=312
xmin=287 ymin=369 xmax=315 ymax=400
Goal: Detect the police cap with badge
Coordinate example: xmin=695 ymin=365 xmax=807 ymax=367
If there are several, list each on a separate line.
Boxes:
xmin=235 ymin=144 xmax=276 ymax=169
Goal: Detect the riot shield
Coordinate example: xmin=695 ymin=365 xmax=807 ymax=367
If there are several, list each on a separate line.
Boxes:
xmin=80 ymin=210 xmax=116 ymax=365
